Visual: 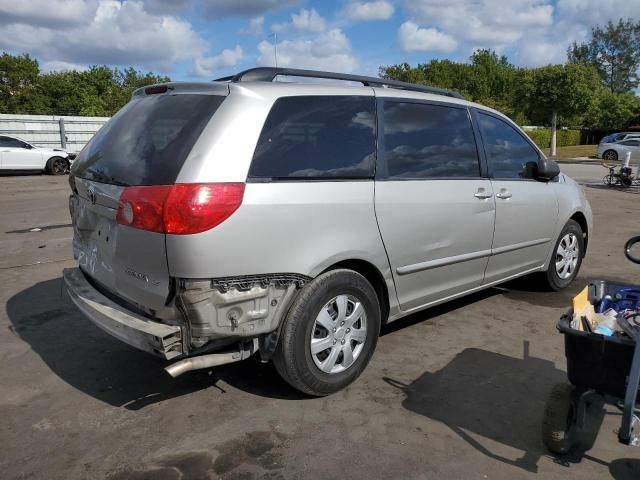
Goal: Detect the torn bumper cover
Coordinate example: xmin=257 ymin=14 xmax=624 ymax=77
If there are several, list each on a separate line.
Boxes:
xmin=63 ymin=267 xmax=183 ymax=360
xmin=177 ymin=273 xmax=310 ymax=347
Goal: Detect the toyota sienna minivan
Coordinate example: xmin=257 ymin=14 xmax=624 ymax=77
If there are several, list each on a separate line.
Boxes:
xmin=64 ymin=67 xmax=592 ymax=396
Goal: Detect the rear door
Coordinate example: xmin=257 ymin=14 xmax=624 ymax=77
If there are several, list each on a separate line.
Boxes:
xmin=474 ymin=110 xmax=558 ymax=283
xmin=70 ymin=90 xmax=226 ymax=312
xmin=618 ymin=139 xmax=640 ymax=161
xmin=375 ymin=99 xmax=495 ymax=312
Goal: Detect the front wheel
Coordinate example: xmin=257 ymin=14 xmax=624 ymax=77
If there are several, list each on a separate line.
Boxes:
xmin=543 ymin=220 xmax=584 ymax=291
xmin=273 ymin=269 xmax=381 ymax=396
xmin=45 ymin=156 xmax=69 ymax=175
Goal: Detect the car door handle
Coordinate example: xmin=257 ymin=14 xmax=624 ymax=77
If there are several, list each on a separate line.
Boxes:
xmin=496 ymin=190 xmax=512 ymax=199
xmin=474 ymin=189 xmax=493 ymax=199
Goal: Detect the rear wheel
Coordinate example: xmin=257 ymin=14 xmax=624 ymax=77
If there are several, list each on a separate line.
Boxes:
xmin=602 ymin=149 xmax=618 ymax=161
xmin=273 ymin=269 xmax=381 ymax=396
xmin=542 ymin=383 xmax=578 ymax=454
xmin=543 ymin=220 xmax=584 ymax=291
xmin=45 ymin=156 xmax=68 ymax=175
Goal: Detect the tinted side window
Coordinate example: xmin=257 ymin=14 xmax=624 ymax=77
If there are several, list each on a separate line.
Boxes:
xmin=0 ymin=136 xmax=25 ymax=148
xmin=382 ymin=102 xmax=480 ymax=178
xmin=478 ymin=113 xmax=539 ymax=179
xmin=620 ymin=140 xmax=640 ymax=146
xmin=249 ymin=96 xmax=376 ymax=179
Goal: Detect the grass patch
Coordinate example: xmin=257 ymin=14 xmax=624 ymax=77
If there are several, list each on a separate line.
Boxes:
xmin=547 ymin=144 xmax=598 ymax=161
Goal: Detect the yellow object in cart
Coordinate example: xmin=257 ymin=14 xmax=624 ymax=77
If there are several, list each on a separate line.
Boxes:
xmin=572 ymin=286 xmax=589 ymax=313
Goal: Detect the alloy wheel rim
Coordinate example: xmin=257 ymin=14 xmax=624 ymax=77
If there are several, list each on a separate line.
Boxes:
xmin=310 ymin=294 xmax=367 ymax=374
xmin=604 ymin=151 xmax=616 ymax=160
xmin=53 ymin=158 xmax=66 ymax=174
xmin=555 ymin=233 xmax=579 ymax=279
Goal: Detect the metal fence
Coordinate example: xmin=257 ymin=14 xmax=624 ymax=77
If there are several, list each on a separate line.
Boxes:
xmin=0 ymin=114 xmax=109 ymax=152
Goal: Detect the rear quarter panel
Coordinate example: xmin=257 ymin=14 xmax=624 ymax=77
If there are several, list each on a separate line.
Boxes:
xmin=165 ymin=181 xmax=394 ymax=300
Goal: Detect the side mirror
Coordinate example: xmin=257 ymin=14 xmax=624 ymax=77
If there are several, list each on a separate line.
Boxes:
xmin=536 ymin=158 xmax=560 ymax=181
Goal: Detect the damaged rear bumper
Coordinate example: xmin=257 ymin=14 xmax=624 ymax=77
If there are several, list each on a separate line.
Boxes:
xmin=63 ymin=267 xmax=183 ymax=360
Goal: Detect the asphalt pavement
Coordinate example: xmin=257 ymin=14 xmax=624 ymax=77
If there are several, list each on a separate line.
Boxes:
xmin=1 ymin=168 xmax=639 ymax=480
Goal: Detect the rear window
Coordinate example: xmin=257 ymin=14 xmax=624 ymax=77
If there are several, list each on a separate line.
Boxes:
xmin=71 ymin=94 xmax=224 ymax=186
xmin=248 ymin=96 xmax=376 ymax=179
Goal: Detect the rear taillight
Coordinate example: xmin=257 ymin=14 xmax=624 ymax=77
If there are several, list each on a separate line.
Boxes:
xmin=116 ymin=183 xmax=245 ymax=235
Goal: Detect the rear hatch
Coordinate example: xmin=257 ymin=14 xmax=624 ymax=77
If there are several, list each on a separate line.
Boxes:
xmin=69 ymin=85 xmax=227 ymax=313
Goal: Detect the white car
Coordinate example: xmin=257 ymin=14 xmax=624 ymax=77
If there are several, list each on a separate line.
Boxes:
xmin=0 ymin=135 xmax=71 ymax=174
xmin=598 ymin=138 xmax=640 ymax=162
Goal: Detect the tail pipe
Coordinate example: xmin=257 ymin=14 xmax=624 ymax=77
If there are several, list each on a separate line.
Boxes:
xmin=165 ymin=338 xmax=258 ymax=378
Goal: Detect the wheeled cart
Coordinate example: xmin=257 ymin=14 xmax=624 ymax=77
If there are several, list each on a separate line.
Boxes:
xmin=542 ymin=277 xmax=640 ymax=454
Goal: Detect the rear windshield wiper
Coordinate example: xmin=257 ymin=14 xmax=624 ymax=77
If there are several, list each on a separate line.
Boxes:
xmin=82 ymin=170 xmax=130 ymax=187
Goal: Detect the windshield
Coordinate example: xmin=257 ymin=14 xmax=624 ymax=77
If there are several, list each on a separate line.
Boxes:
xmin=71 ymin=93 xmax=225 ymax=186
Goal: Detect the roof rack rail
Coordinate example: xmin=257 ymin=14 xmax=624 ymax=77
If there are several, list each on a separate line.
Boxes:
xmin=214 ymin=67 xmax=464 ymax=100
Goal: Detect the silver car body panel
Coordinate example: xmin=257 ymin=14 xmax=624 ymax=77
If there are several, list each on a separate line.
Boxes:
xmin=67 ymin=79 xmax=593 ymax=357
xmin=63 ymin=267 xmax=183 ymax=359
xmin=375 ymin=179 xmax=495 ymax=311
xmin=71 ymin=177 xmax=172 ymax=313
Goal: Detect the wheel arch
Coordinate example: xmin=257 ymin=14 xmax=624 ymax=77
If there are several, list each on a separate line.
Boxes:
xmin=569 ymin=211 xmax=589 ymax=253
xmin=321 ymin=259 xmax=391 ymax=326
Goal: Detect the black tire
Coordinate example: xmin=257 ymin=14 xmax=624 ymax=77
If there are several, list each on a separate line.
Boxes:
xmin=273 ymin=269 xmax=381 ymax=396
xmin=45 ymin=156 xmax=69 ymax=175
xmin=542 ymin=383 xmax=577 ymax=454
xmin=621 ymin=176 xmax=633 ymax=187
xmin=602 ymin=149 xmax=618 ymax=161
xmin=602 ymin=174 xmax=613 ymax=186
xmin=543 ymin=219 xmax=584 ymax=291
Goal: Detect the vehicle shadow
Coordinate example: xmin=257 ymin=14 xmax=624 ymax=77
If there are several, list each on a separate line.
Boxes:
xmin=6 ymin=277 xmax=304 ymax=410
xmin=608 ymin=458 xmax=640 ymax=479
xmin=384 ymin=342 xmax=606 ymax=473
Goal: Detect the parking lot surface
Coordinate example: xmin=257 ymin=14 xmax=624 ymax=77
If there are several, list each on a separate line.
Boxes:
xmin=1 ymin=168 xmax=639 ymax=480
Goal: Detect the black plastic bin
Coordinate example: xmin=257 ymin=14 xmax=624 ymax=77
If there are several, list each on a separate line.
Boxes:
xmin=558 ymin=313 xmax=636 ymax=400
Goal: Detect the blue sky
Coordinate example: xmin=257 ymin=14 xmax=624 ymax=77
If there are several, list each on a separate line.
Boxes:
xmin=0 ymin=0 xmax=638 ymax=80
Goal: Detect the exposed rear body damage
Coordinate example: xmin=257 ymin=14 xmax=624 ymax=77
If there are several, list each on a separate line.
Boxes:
xmin=65 ymin=68 xmax=592 ymax=394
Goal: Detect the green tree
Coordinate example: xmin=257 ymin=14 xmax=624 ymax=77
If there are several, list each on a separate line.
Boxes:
xmin=581 ymin=89 xmax=640 ymax=130
xmin=568 ymin=19 xmax=640 ymax=93
xmin=0 ymin=53 xmax=49 ymax=113
xmin=380 ymin=49 xmax=526 ymax=121
xmin=520 ymin=63 xmax=601 ymax=155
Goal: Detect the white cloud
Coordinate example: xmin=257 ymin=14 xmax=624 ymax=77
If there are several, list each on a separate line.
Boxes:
xmin=272 ymin=8 xmax=326 ymax=33
xmin=194 ymin=45 xmax=243 ymax=76
xmin=0 ymin=0 xmax=98 ymax=27
xmin=240 ymin=16 xmax=264 ymax=35
xmin=398 ymin=0 xmax=640 ymax=67
xmin=257 ymin=28 xmax=358 ymax=72
xmin=344 ymin=1 xmax=394 ymax=21
xmin=0 ymin=0 xmax=206 ymax=71
xmin=556 ymin=0 xmax=640 ymax=29
xmin=143 ymin=0 xmax=190 ymax=15
xmin=398 ymin=21 xmax=457 ymax=52
xmin=203 ymin=0 xmax=298 ymax=18
xmin=41 ymin=60 xmax=88 ymax=73
xmin=404 ymin=0 xmax=553 ymax=46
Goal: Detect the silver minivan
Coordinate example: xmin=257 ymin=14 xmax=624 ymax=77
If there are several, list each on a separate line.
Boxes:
xmin=64 ymin=68 xmax=592 ymax=396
